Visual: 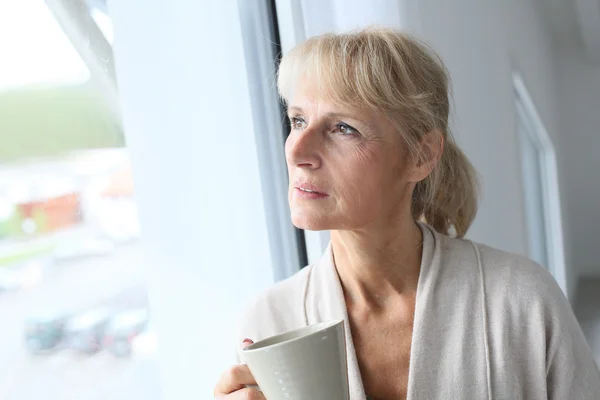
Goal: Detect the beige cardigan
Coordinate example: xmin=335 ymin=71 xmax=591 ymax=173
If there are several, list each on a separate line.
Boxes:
xmin=237 ymin=224 xmax=600 ymax=399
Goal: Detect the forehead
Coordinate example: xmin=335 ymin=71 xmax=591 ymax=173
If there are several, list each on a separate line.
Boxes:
xmin=288 ymin=76 xmax=329 ymax=107
xmin=288 ymin=77 xmax=370 ymax=118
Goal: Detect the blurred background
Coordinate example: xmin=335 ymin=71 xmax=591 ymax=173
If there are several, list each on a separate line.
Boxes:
xmin=0 ymin=1 xmax=157 ymax=399
xmin=0 ymin=0 xmax=598 ymax=398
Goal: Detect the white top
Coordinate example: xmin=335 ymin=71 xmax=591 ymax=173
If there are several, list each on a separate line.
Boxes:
xmin=237 ymin=223 xmax=600 ymax=399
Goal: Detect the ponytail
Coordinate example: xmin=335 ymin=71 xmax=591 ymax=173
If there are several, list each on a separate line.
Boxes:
xmin=412 ymin=138 xmax=479 ymax=238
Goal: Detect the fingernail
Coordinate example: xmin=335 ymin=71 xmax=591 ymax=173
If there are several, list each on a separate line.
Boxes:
xmin=242 ymin=338 xmax=253 ymax=344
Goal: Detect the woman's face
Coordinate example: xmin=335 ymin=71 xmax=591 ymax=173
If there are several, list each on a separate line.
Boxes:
xmin=285 ymin=81 xmax=419 ymax=231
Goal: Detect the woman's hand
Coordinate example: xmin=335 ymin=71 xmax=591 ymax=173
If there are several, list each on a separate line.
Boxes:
xmin=214 ymin=339 xmax=265 ymax=400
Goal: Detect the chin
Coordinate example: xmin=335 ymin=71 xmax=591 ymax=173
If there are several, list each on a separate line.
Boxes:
xmin=290 ymin=211 xmax=332 ymax=231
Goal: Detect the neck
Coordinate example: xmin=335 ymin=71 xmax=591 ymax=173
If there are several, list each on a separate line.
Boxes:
xmin=330 ymin=217 xmax=423 ymax=310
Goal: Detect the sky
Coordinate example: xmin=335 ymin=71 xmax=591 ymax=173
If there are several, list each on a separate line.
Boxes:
xmin=0 ymin=0 xmax=111 ymax=90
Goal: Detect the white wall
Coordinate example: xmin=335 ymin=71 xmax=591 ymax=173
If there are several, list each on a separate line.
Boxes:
xmin=414 ymin=0 xmax=575 ymax=299
xmin=557 ymin=46 xmax=600 ymax=277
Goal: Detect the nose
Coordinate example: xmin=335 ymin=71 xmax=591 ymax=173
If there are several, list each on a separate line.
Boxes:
xmin=285 ymin=126 xmax=322 ymax=169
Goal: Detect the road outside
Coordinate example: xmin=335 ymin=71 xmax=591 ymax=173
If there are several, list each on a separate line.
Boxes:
xmin=0 ymin=240 xmax=162 ymax=400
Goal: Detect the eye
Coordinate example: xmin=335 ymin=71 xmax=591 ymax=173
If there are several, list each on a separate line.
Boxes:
xmin=334 ymin=122 xmax=359 ymax=136
xmin=290 ymin=116 xmax=307 ymax=130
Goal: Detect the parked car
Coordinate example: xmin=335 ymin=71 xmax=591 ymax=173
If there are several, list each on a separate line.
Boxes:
xmin=103 ymin=308 xmax=149 ymax=357
xmin=24 ymin=312 xmax=68 ymax=354
xmin=65 ymin=308 xmax=113 ymax=354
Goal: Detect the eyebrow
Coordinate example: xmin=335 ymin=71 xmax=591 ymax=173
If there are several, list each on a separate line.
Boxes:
xmin=287 ymin=106 xmax=361 ymax=122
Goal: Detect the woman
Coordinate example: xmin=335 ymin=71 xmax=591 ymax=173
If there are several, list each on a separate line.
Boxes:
xmin=214 ymin=28 xmax=600 ymax=399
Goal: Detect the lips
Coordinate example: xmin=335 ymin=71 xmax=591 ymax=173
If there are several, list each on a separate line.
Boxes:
xmin=294 ymin=182 xmax=327 ymax=195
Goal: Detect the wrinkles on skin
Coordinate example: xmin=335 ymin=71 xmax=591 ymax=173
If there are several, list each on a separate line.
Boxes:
xmin=287 ymin=110 xmax=403 ymax=232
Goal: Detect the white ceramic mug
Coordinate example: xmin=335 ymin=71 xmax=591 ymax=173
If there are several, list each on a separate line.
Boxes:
xmin=239 ymin=320 xmax=349 ymax=400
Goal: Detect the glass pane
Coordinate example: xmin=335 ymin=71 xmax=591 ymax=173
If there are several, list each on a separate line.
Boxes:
xmin=0 ymin=1 xmax=160 ymax=399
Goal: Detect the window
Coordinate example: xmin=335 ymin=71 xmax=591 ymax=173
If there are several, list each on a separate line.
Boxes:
xmin=0 ymin=1 xmax=159 ymax=398
xmin=1 ymin=0 xmax=308 ymax=398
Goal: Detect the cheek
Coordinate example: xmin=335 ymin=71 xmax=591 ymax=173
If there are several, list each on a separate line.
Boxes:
xmin=337 ymin=143 xmax=409 ymax=210
xmin=335 ymin=145 xmax=386 ymax=204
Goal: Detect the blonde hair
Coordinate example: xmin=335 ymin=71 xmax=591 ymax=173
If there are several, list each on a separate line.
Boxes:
xmin=277 ymin=27 xmax=479 ymax=238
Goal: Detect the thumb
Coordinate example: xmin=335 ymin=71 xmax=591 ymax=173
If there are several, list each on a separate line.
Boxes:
xmin=241 ymin=338 xmax=254 ymax=350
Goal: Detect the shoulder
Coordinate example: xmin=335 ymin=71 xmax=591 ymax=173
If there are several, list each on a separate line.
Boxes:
xmin=437 ymin=231 xmax=568 ymax=316
xmin=438 ymin=234 xmax=600 ymax=393
xmin=438 ymin=230 xmax=561 ymax=296
xmin=236 ymin=265 xmax=313 ymax=343
xmin=445 ymin=234 xmax=572 ymax=330
xmin=473 ymin=241 xmax=564 ymax=304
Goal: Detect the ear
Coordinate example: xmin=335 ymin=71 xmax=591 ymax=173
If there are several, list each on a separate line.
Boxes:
xmin=408 ymin=130 xmax=444 ymax=183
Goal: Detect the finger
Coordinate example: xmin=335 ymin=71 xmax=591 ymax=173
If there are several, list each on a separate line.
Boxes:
xmin=214 ymin=364 xmax=257 ymax=395
xmin=220 ymin=387 xmax=265 ymax=400
xmin=241 ymin=338 xmax=254 ymax=350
